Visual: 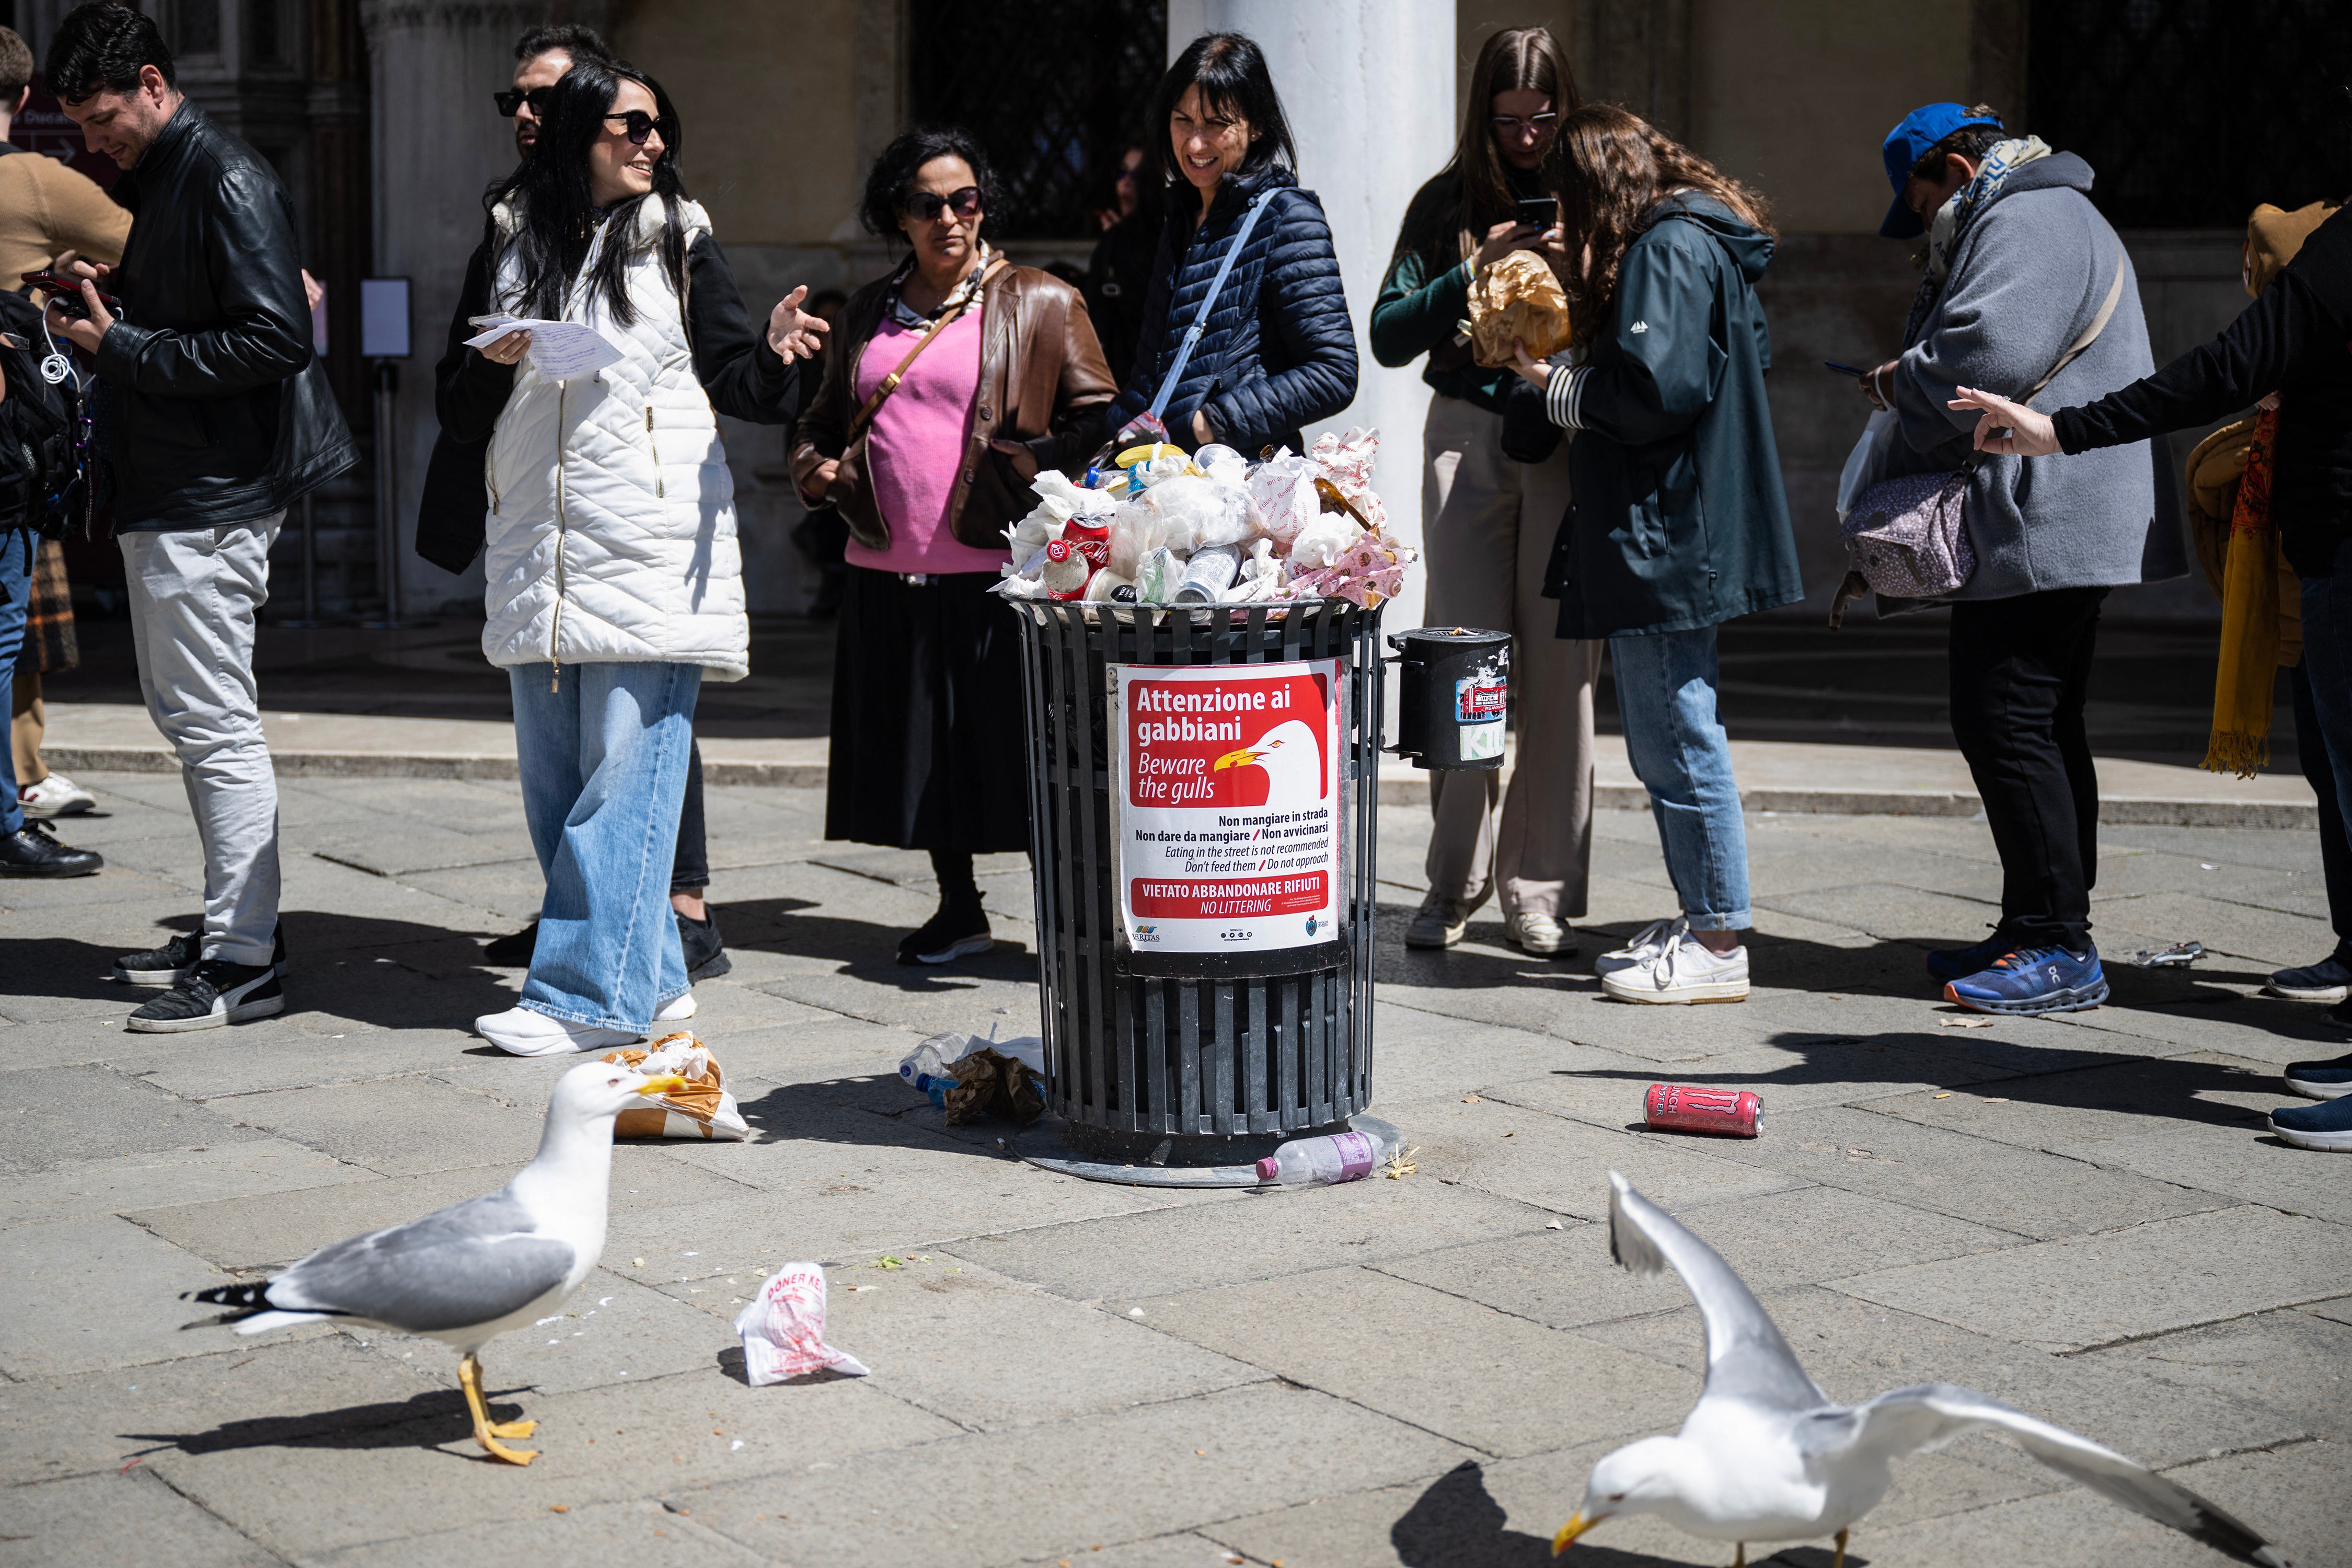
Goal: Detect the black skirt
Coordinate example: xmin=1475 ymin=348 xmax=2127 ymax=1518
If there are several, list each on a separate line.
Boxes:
xmin=826 ymin=567 xmax=1031 ymax=853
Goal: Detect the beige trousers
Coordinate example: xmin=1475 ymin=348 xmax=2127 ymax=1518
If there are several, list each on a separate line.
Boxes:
xmin=1419 ymin=394 xmax=1601 ymax=919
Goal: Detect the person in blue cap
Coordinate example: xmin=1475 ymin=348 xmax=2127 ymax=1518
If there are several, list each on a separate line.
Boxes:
xmin=1851 ymin=102 xmax=2187 ymax=1017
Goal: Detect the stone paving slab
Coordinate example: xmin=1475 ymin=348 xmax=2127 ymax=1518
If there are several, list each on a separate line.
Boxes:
xmin=0 ymin=1469 xmax=281 ymax=1567
xmin=6 ymin=776 xmax=2347 ymax=1565
xmin=1831 ymin=1205 xmax=2351 ymax=1352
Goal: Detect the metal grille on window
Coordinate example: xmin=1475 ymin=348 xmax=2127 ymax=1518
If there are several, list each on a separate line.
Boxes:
xmin=2030 ymin=0 xmax=2352 ymax=229
xmin=907 ymin=0 xmax=1169 ymax=239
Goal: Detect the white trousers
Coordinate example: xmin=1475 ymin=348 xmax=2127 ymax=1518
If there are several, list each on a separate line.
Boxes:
xmin=1419 ymin=395 xmax=1601 ymax=919
xmin=120 ymin=519 xmax=283 ymax=966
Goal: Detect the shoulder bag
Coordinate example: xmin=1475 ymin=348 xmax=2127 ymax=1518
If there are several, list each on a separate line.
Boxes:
xmin=1831 ymin=239 xmax=2127 ymax=626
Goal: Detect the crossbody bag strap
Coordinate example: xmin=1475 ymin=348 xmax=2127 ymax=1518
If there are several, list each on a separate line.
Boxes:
xmin=1146 ymin=187 xmax=1277 ymax=424
xmin=845 ymin=255 xmax=1007 ymax=446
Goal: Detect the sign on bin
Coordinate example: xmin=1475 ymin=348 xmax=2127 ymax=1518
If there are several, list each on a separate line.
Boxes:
xmin=1108 ymin=659 xmax=1342 ymax=961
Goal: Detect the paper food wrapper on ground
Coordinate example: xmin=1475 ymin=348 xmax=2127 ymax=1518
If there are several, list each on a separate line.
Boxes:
xmin=733 ymin=1263 xmax=870 ymax=1383
xmin=1468 ymin=250 xmax=1574 ymax=367
xmin=598 ymin=1034 xmax=750 ymax=1140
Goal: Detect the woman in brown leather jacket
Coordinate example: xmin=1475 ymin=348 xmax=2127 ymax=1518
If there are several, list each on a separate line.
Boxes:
xmin=791 ymin=126 xmax=1116 ymax=965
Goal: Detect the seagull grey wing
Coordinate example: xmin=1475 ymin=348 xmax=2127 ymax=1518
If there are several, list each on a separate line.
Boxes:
xmin=266 ymin=1190 xmax=576 ymax=1335
xmin=1606 ymin=1171 xmax=1825 ymax=1410
xmin=1832 ymin=1383 xmax=2291 ymax=1568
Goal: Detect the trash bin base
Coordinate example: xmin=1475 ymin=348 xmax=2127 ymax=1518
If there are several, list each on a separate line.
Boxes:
xmin=1006 ymin=1113 xmax=1403 ymax=1189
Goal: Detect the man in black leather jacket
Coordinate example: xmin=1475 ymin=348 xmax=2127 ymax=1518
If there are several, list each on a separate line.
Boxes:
xmin=44 ymin=3 xmax=355 ymax=1033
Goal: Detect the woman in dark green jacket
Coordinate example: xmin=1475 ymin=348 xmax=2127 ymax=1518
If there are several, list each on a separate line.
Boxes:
xmin=1505 ymin=105 xmax=1803 ymax=1006
xmin=1369 ymin=26 xmax=1600 ymax=962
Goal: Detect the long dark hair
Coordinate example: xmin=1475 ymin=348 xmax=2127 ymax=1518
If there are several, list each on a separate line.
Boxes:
xmin=485 ymin=60 xmax=689 ymax=329
xmin=1146 ymin=32 xmax=1297 ymax=190
xmin=1546 ymin=104 xmax=1773 ymax=344
xmin=1394 ymin=27 xmax=1579 ymax=271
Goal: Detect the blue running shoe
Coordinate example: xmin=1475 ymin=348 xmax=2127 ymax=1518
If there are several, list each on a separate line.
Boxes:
xmin=2269 ymin=1094 xmax=2352 ymax=1151
xmin=2284 ymin=1052 xmax=2352 ymax=1100
xmin=1926 ymin=931 xmax=2014 ymax=985
xmin=1943 ymin=945 xmax=2108 ymax=1015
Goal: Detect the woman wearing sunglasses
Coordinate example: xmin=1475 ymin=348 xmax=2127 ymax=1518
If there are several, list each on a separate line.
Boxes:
xmin=791 ymin=126 xmax=1116 ymax=966
xmin=436 ymin=60 xmax=826 ymax=1055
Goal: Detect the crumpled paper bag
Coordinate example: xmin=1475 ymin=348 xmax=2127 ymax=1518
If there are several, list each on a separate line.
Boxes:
xmin=1468 ymin=250 xmax=1574 ymax=367
xmin=940 ymin=1046 xmax=1045 ymax=1126
xmin=733 ymin=1263 xmax=870 ymax=1383
xmin=600 ymin=1034 xmax=750 ymax=1140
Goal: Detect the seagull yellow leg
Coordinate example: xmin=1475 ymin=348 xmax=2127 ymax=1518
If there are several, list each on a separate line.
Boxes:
xmin=1733 ymin=1547 xmax=1745 ymax=1568
xmin=1834 ymin=1527 xmax=1848 ymax=1568
xmin=458 ymin=1353 xmax=538 ymax=1463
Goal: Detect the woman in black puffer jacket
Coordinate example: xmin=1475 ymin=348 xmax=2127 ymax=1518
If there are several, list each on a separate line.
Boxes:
xmin=1107 ymin=31 xmax=1356 ymax=455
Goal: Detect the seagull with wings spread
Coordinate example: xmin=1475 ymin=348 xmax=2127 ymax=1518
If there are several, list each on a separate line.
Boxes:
xmin=180 ymin=1057 xmax=687 ymax=1465
xmin=1553 ymin=1172 xmax=2292 ymax=1566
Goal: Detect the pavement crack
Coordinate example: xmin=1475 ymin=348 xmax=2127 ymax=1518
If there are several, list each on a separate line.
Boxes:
xmin=308 ymin=850 xmax=389 ymax=878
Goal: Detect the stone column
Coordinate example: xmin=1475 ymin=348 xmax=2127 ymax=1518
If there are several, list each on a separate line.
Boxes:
xmin=361 ymin=0 xmax=598 ymax=614
xmin=1165 ymin=0 xmax=1455 ymax=635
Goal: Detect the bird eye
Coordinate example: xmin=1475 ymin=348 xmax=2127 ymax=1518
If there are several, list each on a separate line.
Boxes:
xmin=1607 ymin=1492 xmax=1625 ymax=1503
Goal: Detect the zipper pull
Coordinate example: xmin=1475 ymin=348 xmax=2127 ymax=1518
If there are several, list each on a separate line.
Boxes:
xmin=550 ymin=659 xmax=560 ymax=694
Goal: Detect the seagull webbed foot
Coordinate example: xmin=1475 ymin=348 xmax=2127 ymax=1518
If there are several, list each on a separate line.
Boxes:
xmin=458 ymin=1352 xmax=539 ymax=1466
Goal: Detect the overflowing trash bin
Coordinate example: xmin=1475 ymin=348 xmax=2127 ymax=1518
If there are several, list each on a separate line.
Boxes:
xmin=1009 ymin=598 xmax=1383 ymax=1170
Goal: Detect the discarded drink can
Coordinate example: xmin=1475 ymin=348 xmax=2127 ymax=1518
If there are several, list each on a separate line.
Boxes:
xmin=1643 ymin=1083 xmax=1762 ymax=1138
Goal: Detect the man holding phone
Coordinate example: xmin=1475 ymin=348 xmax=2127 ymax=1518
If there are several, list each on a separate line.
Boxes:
xmin=42 ymin=3 xmax=355 ymax=1031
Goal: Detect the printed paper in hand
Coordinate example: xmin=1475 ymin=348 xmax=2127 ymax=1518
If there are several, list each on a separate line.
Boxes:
xmin=463 ymin=313 xmax=625 ymax=380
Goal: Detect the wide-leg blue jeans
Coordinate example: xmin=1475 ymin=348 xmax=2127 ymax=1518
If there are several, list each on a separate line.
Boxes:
xmin=510 ymin=660 xmax=700 ymax=1031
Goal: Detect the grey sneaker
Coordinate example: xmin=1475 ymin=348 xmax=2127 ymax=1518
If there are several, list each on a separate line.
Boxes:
xmin=1405 ymin=893 xmax=1472 ymax=950
xmin=1506 ymin=912 xmax=1577 ymax=956
xmin=2266 ymin=955 xmax=2352 ymax=1002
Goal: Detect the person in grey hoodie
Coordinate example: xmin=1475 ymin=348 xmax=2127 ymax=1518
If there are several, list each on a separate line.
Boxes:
xmin=1857 ymin=102 xmax=2186 ymax=1017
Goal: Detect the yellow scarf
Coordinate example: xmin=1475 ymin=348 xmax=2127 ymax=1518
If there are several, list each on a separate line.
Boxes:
xmin=2205 ymin=405 xmax=2280 ymax=777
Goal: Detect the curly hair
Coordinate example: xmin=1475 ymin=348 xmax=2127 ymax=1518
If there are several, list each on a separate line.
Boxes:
xmin=1544 ymin=103 xmax=1774 ymax=344
xmin=859 ymin=126 xmax=999 ymax=243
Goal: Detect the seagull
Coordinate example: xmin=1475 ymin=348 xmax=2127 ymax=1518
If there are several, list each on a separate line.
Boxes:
xmin=1552 ymin=1172 xmax=2291 ymax=1567
xmin=181 ymin=1057 xmax=687 ymax=1466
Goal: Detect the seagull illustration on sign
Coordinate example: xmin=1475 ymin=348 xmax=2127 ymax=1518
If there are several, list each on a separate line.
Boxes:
xmin=1212 ymin=718 xmax=1324 ymax=808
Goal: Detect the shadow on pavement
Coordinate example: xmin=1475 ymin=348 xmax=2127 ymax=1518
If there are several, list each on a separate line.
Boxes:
xmin=122 ymin=1385 xmax=526 ymax=1459
xmin=724 ymin=896 xmax=1037 ymax=991
xmin=1390 ymin=1459 xmax=1706 ymax=1567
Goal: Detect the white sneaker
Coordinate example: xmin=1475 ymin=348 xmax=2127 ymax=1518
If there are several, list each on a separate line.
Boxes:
xmin=1405 ymin=893 xmax=1473 ymax=950
xmin=1601 ymin=929 xmax=1750 ymax=1004
xmin=1593 ymin=917 xmax=1686 ymax=979
xmin=18 ymin=770 xmax=96 ymax=817
xmin=1506 ymin=912 xmax=1577 ymax=956
xmin=654 ymin=991 xmax=697 ymax=1023
xmin=474 ymin=1007 xmax=642 ymax=1057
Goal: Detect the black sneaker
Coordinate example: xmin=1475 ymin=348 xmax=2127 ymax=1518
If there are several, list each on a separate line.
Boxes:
xmin=896 ymin=900 xmax=993 ymax=965
xmin=125 ymin=959 xmax=284 ymax=1033
xmin=114 ymin=923 xmax=285 ymax=987
xmin=481 ymin=921 xmax=539 ymax=966
xmin=0 ymin=820 xmax=102 ymax=878
xmin=679 ymin=908 xmax=732 ymax=981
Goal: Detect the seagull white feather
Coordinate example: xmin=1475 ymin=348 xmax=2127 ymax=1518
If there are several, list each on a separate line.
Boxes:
xmin=1553 ymin=1172 xmax=2292 ymax=1567
xmin=180 ymin=1058 xmax=687 ymax=1465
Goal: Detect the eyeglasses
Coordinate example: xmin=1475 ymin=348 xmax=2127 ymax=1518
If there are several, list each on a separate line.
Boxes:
xmin=603 ymin=111 xmax=664 ymax=146
xmin=493 ymin=86 xmax=554 ymax=117
xmin=902 ymin=186 xmax=982 ymax=222
xmin=1490 ymin=113 xmax=1559 ymax=137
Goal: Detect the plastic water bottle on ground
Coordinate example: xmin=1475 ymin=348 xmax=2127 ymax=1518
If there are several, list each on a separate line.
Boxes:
xmin=1254 ymin=1129 xmax=1382 ymax=1186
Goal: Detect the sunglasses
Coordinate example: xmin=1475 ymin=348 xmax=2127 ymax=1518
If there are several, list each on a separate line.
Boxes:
xmin=493 ymin=86 xmax=554 ymax=117
xmin=902 ymin=186 xmax=982 ymax=222
xmin=1490 ymin=113 xmax=1559 ymax=136
xmin=603 ymin=110 xmax=664 ymax=146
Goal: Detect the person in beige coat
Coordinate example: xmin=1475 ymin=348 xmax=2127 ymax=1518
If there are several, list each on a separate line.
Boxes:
xmin=0 ymin=25 xmax=130 ymax=822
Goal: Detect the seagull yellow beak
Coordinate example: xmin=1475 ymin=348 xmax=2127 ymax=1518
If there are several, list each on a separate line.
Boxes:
xmin=1551 ymin=1511 xmax=1595 ymax=1555
xmin=636 ymin=1074 xmax=690 ymax=1098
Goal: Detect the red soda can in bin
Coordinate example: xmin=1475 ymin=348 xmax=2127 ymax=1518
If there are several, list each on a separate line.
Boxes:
xmin=1644 ymin=1082 xmax=1762 ymax=1138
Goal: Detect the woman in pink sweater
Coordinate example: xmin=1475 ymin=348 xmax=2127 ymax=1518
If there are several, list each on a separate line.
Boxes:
xmin=792 ymin=128 xmax=1116 ymax=964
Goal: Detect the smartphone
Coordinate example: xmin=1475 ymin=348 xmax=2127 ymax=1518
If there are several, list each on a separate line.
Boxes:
xmin=1514 ymin=196 xmax=1558 ymax=232
xmin=21 ymin=270 xmax=122 ymax=321
xmin=1824 ymin=360 xmax=1873 ymax=377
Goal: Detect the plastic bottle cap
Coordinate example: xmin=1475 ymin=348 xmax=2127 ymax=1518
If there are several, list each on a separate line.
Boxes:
xmin=1254 ymin=1157 xmax=1279 ymax=1181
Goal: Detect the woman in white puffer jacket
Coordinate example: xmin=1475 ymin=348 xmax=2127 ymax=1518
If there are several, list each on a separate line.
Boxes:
xmin=437 ymin=61 xmax=825 ymax=1055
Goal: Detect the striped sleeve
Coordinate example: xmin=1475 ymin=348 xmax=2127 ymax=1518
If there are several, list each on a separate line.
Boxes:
xmin=1544 ymin=364 xmax=1592 ymax=430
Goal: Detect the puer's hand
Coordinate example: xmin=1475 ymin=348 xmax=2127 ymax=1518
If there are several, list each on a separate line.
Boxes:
xmin=766 ymin=285 xmax=831 ymax=362
xmin=54 ymin=278 xmax=114 ymax=354
xmin=1947 ymin=385 xmax=2059 ymax=456
xmin=1508 ymin=338 xmax=1552 ymax=388
xmin=478 ymin=329 xmax=532 ymax=366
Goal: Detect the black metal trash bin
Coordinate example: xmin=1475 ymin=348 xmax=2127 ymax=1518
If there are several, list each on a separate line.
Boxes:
xmin=1010 ymin=598 xmax=1383 ymax=1167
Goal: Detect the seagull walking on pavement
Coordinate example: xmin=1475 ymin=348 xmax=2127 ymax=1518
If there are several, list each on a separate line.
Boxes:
xmin=181 ymin=1057 xmax=687 ymax=1465
xmin=1553 ymin=1172 xmax=2291 ymax=1566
